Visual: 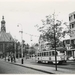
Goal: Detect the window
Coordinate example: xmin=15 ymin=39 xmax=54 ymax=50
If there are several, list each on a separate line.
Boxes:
xmin=45 ymin=52 xmax=47 ymax=56
xmin=51 ymin=51 xmax=58 ymax=56
xmin=39 ymin=53 xmax=41 ymax=56
xmin=70 ymin=25 xmax=71 ymax=29
xmin=35 ymin=55 xmax=36 ymax=57
xmin=72 ymin=24 xmax=74 ymax=28
xmin=74 ymin=14 xmax=75 ymax=19
xmin=52 ymin=51 xmax=55 ymax=56
xmin=60 ymin=51 xmax=64 ymax=53
xmin=43 ymin=49 xmax=46 ymax=51
xmin=74 ymin=40 xmax=75 ymax=44
xmin=69 ymin=15 xmax=72 ymax=21
xmin=38 ymin=53 xmax=39 ymax=56
xmin=69 ymin=16 xmax=71 ymax=21
xmin=42 ymin=53 xmax=43 ymax=56
xmin=66 ymin=40 xmax=70 ymax=44
xmin=49 ymin=52 xmax=51 ymax=56
xmin=71 ymin=40 xmax=74 ymax=45
xmin=46 ymin=52 xmax=48 ymax=56
xmin=56 ymin=52 xmax=58 ymax=55
xmin=44 ymin=52 xmax=46 ymax=56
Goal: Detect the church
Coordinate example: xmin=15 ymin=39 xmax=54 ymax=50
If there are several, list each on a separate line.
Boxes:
xmin=0 ymin=16 xmax=14 ymax=58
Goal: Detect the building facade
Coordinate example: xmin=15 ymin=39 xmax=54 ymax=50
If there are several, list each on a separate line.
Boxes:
xmin=38 ymin=34 xmax=52 ymax=52
xmin=64 ymin=11 xmax=75 ymax=58
xmin=0 ymin=16 xmax=15 ymax=58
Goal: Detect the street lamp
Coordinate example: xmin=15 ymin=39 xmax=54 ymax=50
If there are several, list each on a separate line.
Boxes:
xmin=17 ymin=24 xmax=24 ymax=64
xmin=14 ymin=38 xmax=17 ymax=62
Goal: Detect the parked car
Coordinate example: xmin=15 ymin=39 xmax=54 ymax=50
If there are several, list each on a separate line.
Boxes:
xmin=68 ymin=56 xmax=75 ymax=61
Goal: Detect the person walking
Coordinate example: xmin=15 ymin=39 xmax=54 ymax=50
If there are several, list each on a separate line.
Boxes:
xmin=8 ymin=56 xmax=10 ymax=62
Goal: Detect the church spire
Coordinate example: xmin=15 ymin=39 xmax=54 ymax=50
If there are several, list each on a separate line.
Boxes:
xmin=1 ymin=16 xmax=6 ymax=32
xmin=2 ymin=16 xmax=4 ymax=19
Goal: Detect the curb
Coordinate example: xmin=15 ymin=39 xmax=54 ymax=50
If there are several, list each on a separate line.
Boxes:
xmin=4 ymin=60 xmax=75 ymax=74
xmin=10 ymin=62 xmax=54 ymax=74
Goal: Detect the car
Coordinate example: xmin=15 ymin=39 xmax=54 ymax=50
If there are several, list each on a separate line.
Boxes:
xmin=68 ymin=56 xmax=75 ymax=61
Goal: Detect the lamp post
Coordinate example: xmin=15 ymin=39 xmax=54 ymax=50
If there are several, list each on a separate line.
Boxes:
xmin=14 ymin=38 xmax=17 ymax=62
xmin=17 ymin=24 xmax=24 ymax=64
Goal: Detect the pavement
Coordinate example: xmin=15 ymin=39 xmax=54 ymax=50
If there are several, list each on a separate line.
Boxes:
xmin=3 ymin=58 xmax=75 ymax=74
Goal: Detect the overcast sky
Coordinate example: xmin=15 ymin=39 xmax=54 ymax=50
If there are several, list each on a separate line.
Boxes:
xmin=0 ymin=0 xmax=75 ymax=45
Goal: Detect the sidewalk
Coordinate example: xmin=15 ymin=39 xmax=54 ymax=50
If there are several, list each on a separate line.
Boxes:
xmin=6 ymin=58 xmax=75 ymax=74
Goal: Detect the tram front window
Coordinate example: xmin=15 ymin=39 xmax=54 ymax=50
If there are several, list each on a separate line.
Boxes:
xmin=52 ymin=51 xmax=58 ymax=56
xmin=58 ymin=51 xmax=65 ymax=55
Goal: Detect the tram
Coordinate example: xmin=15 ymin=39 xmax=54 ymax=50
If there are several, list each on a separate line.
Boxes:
xmin=35 ymin=48 xmax=67 ymax=64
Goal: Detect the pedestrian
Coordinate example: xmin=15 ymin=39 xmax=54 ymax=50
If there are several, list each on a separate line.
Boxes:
xmin=13 ymin=56 xmax=16 ymax=62
xmin=8 ymin=56 xmax=10 ymax=62
xmin=11 ymin=56 xmax=13 ymax=62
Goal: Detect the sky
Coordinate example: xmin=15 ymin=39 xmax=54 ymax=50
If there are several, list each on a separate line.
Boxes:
xmin=0 ymin=0 xmax=75 ymax=45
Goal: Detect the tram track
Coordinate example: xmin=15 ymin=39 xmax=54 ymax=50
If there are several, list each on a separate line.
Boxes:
xmin=27 ymin=60 xmax=75 ymax=71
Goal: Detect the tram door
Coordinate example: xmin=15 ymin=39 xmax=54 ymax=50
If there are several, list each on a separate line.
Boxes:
xmin=67 ymin=51 xmax=72 ymax=58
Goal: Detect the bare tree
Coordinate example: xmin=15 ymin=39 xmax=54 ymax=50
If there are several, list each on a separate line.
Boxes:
xmin=35 ymin=13 xmax=66 ymax=71
xmin=36 ymin=13 xmax=64 ymax=49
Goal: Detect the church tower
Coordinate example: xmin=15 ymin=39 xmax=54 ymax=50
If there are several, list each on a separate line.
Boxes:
xmin=1 ymin=16 xmax=6 ymax=32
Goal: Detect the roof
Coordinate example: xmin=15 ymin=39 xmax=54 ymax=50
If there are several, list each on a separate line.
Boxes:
xmin=0 ymin=32 xmax=14 ymax=42
xmin=52 ymin=47 xmax=67 ymax=51
xmin=69 ymin=11 xmax=75 ymax=16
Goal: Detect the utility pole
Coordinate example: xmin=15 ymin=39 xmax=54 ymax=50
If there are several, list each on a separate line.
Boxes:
xmin=14 ymin=39 xmax=16 ymax=62
xmin=19 ymin=30 xmax=23 ymax=64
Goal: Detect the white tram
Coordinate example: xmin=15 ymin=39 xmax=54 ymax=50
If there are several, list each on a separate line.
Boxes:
xmin=35 ymin=49 xmax=67 ymax=64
